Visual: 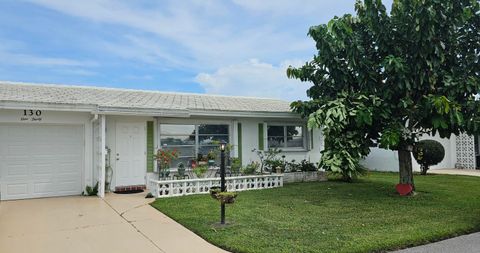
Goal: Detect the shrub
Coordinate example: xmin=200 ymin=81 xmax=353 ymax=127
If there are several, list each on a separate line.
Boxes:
xmin=285 ymin=159 xmax=301 ymax=172
xmin=264 ymin=159 xmax=284 ymax=172
xmin=242 ymin=162 xmax=259 ymax=175
xmin=230 ymin=157 xmax=242 ymax=174
xmin=413 ymin=140 xmax=445 ymax=175
xmin=84 ymin=182 xmax=99 ymax=196
xmin=194 ymin=165 xmax=208 ymax=178
xmin=299 ymin=160 xmax=318 ymax=172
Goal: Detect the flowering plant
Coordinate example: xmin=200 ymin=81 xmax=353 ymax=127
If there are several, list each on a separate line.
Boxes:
xmin=154 ymin=148 xmax=179 ymax=170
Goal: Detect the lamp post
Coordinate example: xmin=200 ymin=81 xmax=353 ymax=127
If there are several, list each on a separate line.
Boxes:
xmin=219 ymin=140 xmax=226 ymax=224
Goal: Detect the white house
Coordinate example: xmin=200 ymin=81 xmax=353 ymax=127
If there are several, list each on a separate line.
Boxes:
xmin=0 ymin=81 xmax=322 ymax=200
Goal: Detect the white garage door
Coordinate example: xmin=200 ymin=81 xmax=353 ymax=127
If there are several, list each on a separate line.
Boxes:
xmin=0 ymin=124 xmax=84 ymax=200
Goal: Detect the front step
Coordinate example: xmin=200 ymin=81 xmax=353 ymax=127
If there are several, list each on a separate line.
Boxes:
xmin=114 ymin=185 xmax=146 ymax=193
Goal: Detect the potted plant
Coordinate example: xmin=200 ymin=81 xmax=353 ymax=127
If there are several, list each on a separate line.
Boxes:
xmin=177 ymin=162 xmax=186 ymax=177
xmin=207 ymin=150 xmax=217 ymax=166
xmin=197 ymin=153 xmax=208 ymax=166
xmin=154 ymin=148 xmax=179 ymax=179
xmin=194 ymin=164 xmax=208 ymax=178
xmin=216 ymin=192 xmax=238 ymax=204
xmin=209 ymin=186 xmax=221 ymax=199
xmin=276 ymin=166 xmax=282 ymax=174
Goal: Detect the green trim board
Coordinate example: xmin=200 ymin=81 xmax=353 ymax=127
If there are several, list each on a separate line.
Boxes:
xmin=310 ymin=129 xmax=314 ymax=150
xmin=258 ymin=123 xmax=264 ymax=150
xmin=237 ymin=123 xmax=242 ymax=165
xmin=146 ymin=121 xmax=154 ymax=172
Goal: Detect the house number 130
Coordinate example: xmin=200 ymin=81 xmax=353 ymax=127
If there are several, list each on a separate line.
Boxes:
xmin=23 ymin=110 xmax=42 ymax=116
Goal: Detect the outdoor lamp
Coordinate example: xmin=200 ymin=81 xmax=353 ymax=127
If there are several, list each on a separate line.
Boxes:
xmin=220 ymin=140 xmax=227 ymax=152
xmin=219 ymin=139 xmax=227 ymax=224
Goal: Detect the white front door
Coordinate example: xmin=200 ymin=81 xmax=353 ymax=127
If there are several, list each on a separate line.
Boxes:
xmin=115 ymin=122 xmax=146 ymax=186
xmin=0 ymin=124 xmax=84 ymax=200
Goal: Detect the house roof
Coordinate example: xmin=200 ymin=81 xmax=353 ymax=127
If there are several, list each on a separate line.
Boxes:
xmin=0 ymin=81 xmax=298 ymax=118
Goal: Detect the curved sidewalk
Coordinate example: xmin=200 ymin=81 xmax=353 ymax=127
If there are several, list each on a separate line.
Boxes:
xmin=393 ymin=232 xmax=480 ymax=253
xmin=104 ymin=192 xmax=229 ymax=253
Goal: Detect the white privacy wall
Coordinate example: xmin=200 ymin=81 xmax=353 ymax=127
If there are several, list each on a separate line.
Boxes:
xmin=361 ymin=133 xmax=457 ymax=172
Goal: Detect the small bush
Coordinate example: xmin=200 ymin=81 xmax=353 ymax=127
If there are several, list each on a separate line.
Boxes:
xmin=264 ymin=159 xmax=284 ymax=172
xmin=299 ymin=160 xmax=318 ymax=172
xmin=413 ymin=139 xmax=445 ymax=175
xmin=242 ymin=162 xmax=259 ymax=175
xmin=194 ymin=165 xmax=208 ymax=178
xmin=84 ymin=182 xmax=99 ymax=196
xmin=230 ymin=157 xmax=242 ymax=174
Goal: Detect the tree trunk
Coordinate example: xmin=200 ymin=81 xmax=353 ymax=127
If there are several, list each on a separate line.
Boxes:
xmin=420 ymin=165 xmax=427 ymax=175
xmin=398 ymin=149 xmax=415 ymax=191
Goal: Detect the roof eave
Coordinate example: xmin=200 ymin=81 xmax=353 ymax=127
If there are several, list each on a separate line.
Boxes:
xmin=0 ymin=100 xmax=97 ymax=112
xmin=188 ymin=109 xmax=300 ymax=119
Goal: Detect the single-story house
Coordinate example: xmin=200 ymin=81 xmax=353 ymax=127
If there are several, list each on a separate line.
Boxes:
xmin=0 ymin=81 xmax=323 ymax=200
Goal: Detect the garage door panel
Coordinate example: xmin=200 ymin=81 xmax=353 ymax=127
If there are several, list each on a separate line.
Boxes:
xmin=57 ymin=164 xmax=81 ymax=175
xmin=4 ymin=162 xmax=29 ymax=177
xmin=0 ymin=124 xmax=84 ymax=200
xmin=5 ymin=183 xmax=29 ymax=196
xmin=6 ymin=144 xmax=29 ymax=155
xmin=32 ymin=163 xmax=55 ymax=175
xmin=33 ymin=181 xmax=56 ymax=194
xmin=57 ymin=180 xmax=81 ymax=192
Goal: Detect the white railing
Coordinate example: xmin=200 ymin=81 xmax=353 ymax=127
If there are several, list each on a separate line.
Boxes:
xmin=149 ymin=174 xmax=284 ymax=198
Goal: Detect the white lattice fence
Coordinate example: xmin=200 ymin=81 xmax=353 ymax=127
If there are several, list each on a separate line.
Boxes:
xmin=455 ymin=133 xmax=476 ymax=169
xmin=149 ymin=175 xmax=284 ymax=198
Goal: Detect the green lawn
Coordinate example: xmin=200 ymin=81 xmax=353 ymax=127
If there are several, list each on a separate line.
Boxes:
xmin=151 ymin=172 xmax=480 ymax=253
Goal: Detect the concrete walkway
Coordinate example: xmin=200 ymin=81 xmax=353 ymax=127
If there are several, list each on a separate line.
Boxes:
xmin=393 ymin=232 xmax=480 ymax=253
xmin=430 ymin=168 xmax=480 ymax=177
xmin=0 ymin=193 xmax=227 ymax=253
xmin=104 ymin=192 xmax=228 ymax=253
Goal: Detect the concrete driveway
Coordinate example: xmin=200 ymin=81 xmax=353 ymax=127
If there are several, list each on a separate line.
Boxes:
xmin=0 ymin=193 xmax=227 ymax=253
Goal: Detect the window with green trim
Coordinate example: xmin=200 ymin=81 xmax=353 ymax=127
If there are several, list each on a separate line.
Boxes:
xmin=267 ymin=125 xmax=305 ymax=149
xmin=159 ymin=124 xmax=230 ymax=167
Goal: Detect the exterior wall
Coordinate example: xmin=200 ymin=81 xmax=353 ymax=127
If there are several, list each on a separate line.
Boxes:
xmin=0 ymin=110 xmax=324 ymax=194
xmin=238 ymin=118 xmax=323 ymax=166
xmin=362 ymin=133 xmax=457 ymax=172
xmin=0 ymin=109 xmax=94 ymax=191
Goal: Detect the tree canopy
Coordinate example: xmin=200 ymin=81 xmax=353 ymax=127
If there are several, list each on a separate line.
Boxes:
xmin=287 ymin=0 xmax=480 ymax=186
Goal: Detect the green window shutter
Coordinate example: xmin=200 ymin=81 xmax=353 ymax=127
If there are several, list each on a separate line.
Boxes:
xmin=146 ymin=121 xmax=154 ymax=172
xmin=237 ymin=123 xmax=242 ymax=165
xmin=310 ymin=129 xmax=314 ymax=150
xmin=258 ymin=123 xmax=264 ymax=150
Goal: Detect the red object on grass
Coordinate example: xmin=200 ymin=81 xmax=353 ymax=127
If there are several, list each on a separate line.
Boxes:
xmin=396 ymin=183 xmax=413 ymax=196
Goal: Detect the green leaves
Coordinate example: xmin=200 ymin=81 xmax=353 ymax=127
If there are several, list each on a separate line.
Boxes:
xmin=288 ymin=0 xmax=480 ymax=182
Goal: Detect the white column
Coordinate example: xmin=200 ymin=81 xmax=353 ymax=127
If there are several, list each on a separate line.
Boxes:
xmin=98 ymin=115 xmax=106 ymax=198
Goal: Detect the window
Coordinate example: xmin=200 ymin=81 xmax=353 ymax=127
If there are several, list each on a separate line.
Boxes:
xmin=159 ymin=124 xmax=229 ymax=167
xmin=267 ymin=125 xmax=305 ymax=149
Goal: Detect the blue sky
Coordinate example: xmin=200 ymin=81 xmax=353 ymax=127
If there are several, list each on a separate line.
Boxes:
xmin=0 ymin=0 xmax=392 ymax=100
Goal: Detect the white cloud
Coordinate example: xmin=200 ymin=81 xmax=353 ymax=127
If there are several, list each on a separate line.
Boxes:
xmin=24 ymin=0 xmax=315 ymax=71
xmin=195 ymin=59 xmax=311 ymax=101
xmin=232 ymin=0 xmax=355 ymax=16
xmin=0 ymin=50 xmax=96 ymax=67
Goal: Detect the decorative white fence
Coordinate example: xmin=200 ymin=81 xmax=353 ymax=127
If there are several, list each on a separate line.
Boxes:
xmin=149 ymin=174 xmax=284 ymax=198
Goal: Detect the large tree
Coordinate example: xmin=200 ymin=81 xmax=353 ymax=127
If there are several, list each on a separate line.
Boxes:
xmin=287 ymin=0 xmax=480 ymax=189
